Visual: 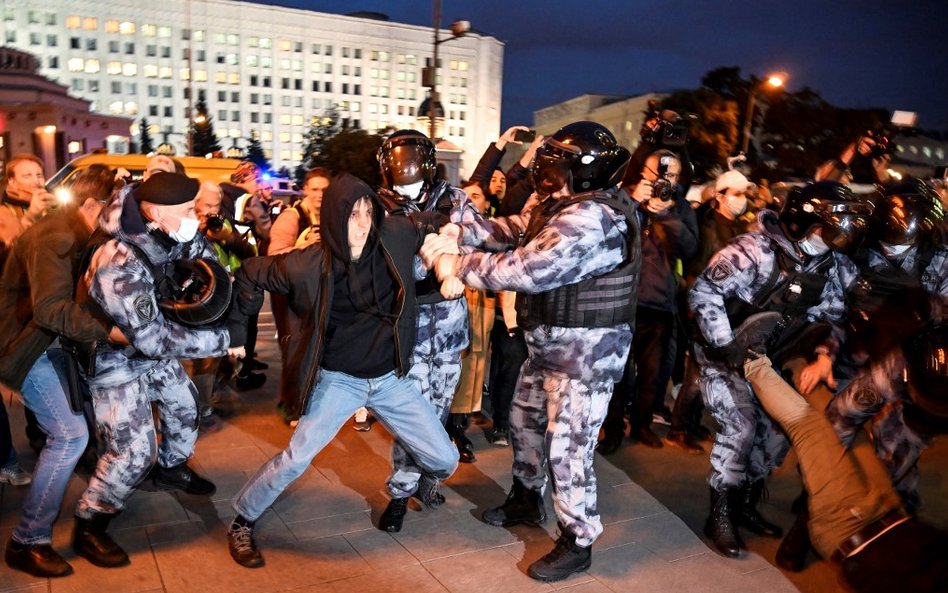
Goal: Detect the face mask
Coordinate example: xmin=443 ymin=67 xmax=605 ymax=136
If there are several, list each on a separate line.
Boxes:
xmin=797 ymin=232 xmax=830 ymax=256
xmin=879 ymin=241 xmax=912 ymax=258
xmin=393 ymin=180 xmax=425 ymax=201
xmin=169 ymin=216 xmax=200 ymax=243
xmin=722 ymin=194 xmax=748 ymax=218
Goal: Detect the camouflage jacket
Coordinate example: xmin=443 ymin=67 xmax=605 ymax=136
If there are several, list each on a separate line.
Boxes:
xmin=689 ymin=209 xmax=855 ymax=352
xmin=454 ymin=190 xmax=635 ymax=380
xmin=82 ymin=185 xmax=230 ymax=386
xmin=857 ymin=244 xmax=948 ymax=319
xmin=392 ymin=181 xmax=482 ymax=357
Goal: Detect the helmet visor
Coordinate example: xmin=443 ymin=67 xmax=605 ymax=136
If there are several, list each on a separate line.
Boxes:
xmin=382 ymin=145 xmax=430 ymax=186
xmin=532 ymin=140 xmax=580 ymax=196
xmin=815 ymin=201 xmax=873 ymax=253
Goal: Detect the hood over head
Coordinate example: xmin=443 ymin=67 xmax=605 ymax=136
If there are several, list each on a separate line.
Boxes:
xmin=319 ymin=173 xmax=384 ymax=264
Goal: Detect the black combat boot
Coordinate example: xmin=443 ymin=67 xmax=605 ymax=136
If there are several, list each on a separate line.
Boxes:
xmin=704 ymin=487 xmax=744 ymax=558
xmin=412 ymin=474 xmax=446 ymax=509
xmin=527 ymin=526 xmax=592 ymax=582
xmin=152 ymin=461 xmax=217 ymax=496
xmin=736 ymin=480 xmax=783 ymax=537
xmin=72 ymin=513 xmax=130 ymax=567
xmin=482 ymin=477 xmax=546 ymax=527
xmin=227 ymin=515 xmax=264 ymax=568
xmin=379 ymin=497 xmax=409 ymax=532
xmin=775 ymin=509 xmax=811 ymax=572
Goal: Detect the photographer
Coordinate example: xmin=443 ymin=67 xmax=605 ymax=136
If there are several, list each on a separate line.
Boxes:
xmin=626 ymin=102 xmax=694 ymax=193
xmin=599 ymin=149 xmax=698 ymax=453
xmin=468 ymin=125 xmax=544 ymax=216
xmin=815 ymin=132 xmax=893 ymax=186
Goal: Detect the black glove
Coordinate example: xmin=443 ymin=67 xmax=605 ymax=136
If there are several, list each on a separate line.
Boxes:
xmin=713 ymin=340 xmax=747 ymax=370
xmin=223 ymin=290 xmax=249 ymax=347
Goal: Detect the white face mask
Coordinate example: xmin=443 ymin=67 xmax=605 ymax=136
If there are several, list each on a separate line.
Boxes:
xmin=722 ymin=194 xmax=748 ymax=218
xmin=879 ymin=241 xmax=912 ymax=258
xmin=169 ymin=216 xmax=200 ymax=243
xmin=393 ymin=180 xmax=425 ymax=201
xmin=798 ymin=232 xmax=830 ymax=256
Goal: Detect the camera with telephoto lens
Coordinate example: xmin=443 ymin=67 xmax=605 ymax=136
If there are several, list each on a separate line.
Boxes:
xmin=205 ymin=214 xmax=225 ymax=232
xmin=651 ymin=178 xmax=674 ymax=200
xmin=642 ymin=100 xmax=692 ymax=148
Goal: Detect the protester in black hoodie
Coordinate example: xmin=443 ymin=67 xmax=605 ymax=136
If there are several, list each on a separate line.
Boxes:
xmin=224 ymin=174 xmax=459 ymax=569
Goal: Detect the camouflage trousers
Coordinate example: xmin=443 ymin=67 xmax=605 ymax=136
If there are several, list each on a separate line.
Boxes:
xmin=697 ymin=349 xmax=790 ymax=491
xmin=387 ymin=354 xmax=463 ymax=497
xmin=76 ymin=360 xmax=199 ymax=518
xmin=825 ymin=348 xmax=930 ymax=509
xmin=510 ymin=359 xmax=615 ymax=547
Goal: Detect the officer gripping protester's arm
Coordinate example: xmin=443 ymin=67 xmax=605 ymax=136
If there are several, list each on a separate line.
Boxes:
xmin=72 ymin=172 xmax=246 ymax=569
xmin=426 ymin=121 xmax=640 ymax=583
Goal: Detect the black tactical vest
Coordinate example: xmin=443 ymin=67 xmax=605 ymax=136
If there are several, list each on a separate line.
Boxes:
xmin=516 ymin=190 xmax=641 ymax=331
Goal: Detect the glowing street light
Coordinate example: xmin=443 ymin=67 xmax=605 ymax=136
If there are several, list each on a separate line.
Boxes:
xmin=741 ymin=71 xmax=789 ymax=155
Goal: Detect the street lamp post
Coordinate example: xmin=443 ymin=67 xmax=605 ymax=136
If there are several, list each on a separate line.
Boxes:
xmin=424 ymin=0 xmax=469 ymax=140
xmin=741 ymin=72 xmax=787 ymax=155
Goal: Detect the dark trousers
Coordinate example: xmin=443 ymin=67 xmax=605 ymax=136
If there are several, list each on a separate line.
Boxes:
xmin=670 ymin=348 xmax=705 ymax=432
xmin=605 ymin=307 xmax=675 ymax=434
xmin=487 ymin=322 xmax=527 ymax=431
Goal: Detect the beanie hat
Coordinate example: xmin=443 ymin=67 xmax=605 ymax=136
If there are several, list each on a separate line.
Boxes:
xmin=133 ymin=171 xmax=200 ymax=205
xmin=715 ymin=169 xmax=750 ymax=193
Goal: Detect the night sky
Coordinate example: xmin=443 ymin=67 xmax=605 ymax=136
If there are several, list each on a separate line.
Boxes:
xmin=248 ymin=0 xmax=948 ymax=133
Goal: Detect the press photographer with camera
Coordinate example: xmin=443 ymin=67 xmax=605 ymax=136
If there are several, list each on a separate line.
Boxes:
xmin=814 ymin=129 xmax=897 ymax=186
xmin=599 ymin=149 xmax=698 ymax=453
xmin=626 ymin=101 xmax=695 ymax=193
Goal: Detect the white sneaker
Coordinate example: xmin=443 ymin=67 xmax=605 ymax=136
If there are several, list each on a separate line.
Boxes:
xmin=0 ymin=462 xmax=32 ymax=487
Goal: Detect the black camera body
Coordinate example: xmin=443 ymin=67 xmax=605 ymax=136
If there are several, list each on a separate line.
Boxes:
xmin=651 ymin=179 xmax=674 ymax=200
xmin=643 ymin=100 xmax=691 ymax=148
xmin=205 ymin=214 xmax=226 ymax=232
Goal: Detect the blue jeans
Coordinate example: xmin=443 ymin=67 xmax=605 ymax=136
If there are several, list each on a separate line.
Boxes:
xmin=234 ymin=369 xmax=458 ymax=521
xmin=14 ymin=350 xmax=89 ymax=544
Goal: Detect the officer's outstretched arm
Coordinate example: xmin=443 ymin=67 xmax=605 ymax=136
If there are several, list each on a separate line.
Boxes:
xmin=689 ymin=239 xmax=761 ymax=347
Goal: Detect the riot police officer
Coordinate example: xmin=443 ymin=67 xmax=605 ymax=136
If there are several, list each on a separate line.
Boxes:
xmin=430 ymin=121 xmax=640 ymax=582
xmin=375 ymin=130 xmax=483 ymax=532
xmin=689 ymin=181 xmax=868 ymax=557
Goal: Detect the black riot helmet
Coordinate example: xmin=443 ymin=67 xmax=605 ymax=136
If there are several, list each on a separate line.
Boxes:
xmin=532 ymin=121 xmax=631 ymax=196
xmin=874 ymin=178 xmax=945 ymax=246
xmin=903 ymin=323 xmax=948 ymax=434
xmin=377 ymin=129 xmax=437 ymax=195
xmin=158 ymin=258 xmax=233 ymax=326
xmin=779 ymin=181 xmax=874 ymax=253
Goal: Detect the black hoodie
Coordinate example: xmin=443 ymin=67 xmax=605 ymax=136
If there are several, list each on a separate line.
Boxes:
xmin=232 ymin=173 xmax=430 ymax=416
xmin=319 ymin=175 xmax=398 ymax=377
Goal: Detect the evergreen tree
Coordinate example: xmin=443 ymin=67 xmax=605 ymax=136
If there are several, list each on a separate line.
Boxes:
xmin=139 ymin=118 xmax=155 ymax=154
xmin=244 ymin=130 xmax=270 ymax=171
xmin=321 ymin=129 xmax=384 ymax=188
xmin=296 ymin=105 xmax=342 ymax=184
xmin=190 ymin=98 xmax=221 ymax=156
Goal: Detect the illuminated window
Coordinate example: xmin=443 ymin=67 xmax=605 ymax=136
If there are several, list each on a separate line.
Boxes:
xmin=214 ymin=33 xmax=226 ymax=44
xmin=68 ymin=58 xmax=84 ymax=72
xmin=158 ymin=26 xmax=171 ymax=38
xmin=66 ymin=15 xmax=80 ymax=29
xmin=125 ymin=102 xmax=138 ymax=115
xmin=279 ymin=132 xmax=290 ymax=142
xmin=227 ymin=34 xmax=239 ymax=46
xmin=179 ymin=68 xmax=190 ymax=80
xmin=84 ymin=17 xmax=97 ymax=30
xmin=122 ymin=63 xmax=137 ymax=76
xmin=194 ymin=70 xmax=207 ymax=82
xmin=142 ymin=24 xmax=156 ymax=37
xmin=246 ymin=55 xmax=258 ymax=67
xmin=292 ymin=115 xmax=303 ymax=126
xmin=280 ymin=150 xmax=292 ymax=161
xmin=194 ymin=30 xmax=206 ymax=41
xmin=105 ymin=20 xmax=119 ymax=33
xmin=261 ymin=57 xmax=272 ymax=68
xmin=311 ymin=62 xmax=321 ymax=73
xmin=215 ymin=72 xmax=226 ymax=83
xmin=249 ymin=36 xmax=258 ymax=47
xmin=144 ymin=64 xmax=158 ymax=77
xmin=109 ymin=101 xmax=123 ymax=114
xmin=279 ymin=114 xmax=291 ymax=125
xmin=159 ymin=66 xmax=172 ymax=78
xmin=107 ymin=61 xmax=122 ymax=75
xmin=84 ymin=59 xmax=100 ymax=73
xmin=261 ymin=131 xmax=273 ymax=141
xmin=228 ymin=72 xmax=240 ymax=84
xmin=259 ymin=37 xmax=271 ymax=49
xmin=450 ymin=60 xmax=458 ymax=70
xmin=279 ymin=39 xmax=291 ymax=51
xmin=119 ymin=21 xmax=135 ymax=35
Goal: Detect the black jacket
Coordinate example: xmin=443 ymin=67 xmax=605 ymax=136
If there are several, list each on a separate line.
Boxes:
xmin=636 ymin=187 xmax=699 ymax=312
xmin=469 ymin=143 xmax=534 ymax=216
xmin=232 ymin=174 xmax=431 ymax=417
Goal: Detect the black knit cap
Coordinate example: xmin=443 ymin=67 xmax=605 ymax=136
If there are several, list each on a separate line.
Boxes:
xmin=133 ymin=172 xmax=200 ymax=205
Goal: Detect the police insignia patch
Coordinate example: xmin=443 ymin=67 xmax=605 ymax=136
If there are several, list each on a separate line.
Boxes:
xmin=134 ymin=295 xmax=156 ymax=321
xmin=709 ymin=259 xmax=734 ymax=283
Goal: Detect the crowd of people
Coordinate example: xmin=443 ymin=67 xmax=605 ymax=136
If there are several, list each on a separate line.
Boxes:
xmin=0 ymin=112 xmax=945 ymax=592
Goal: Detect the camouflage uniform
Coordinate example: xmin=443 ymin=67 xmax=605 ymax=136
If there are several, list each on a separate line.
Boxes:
xmin=689 ymin=209 xmax=852 ymax=492
xmin=387 ymin=181 xmax=482 ymax=497
xmin=75 ymin=186 xmax=230 ymax=519
xmin=453 ymin=192 xmax=635 ymax=547
xmin=826 ymin=244 xmax=948 ymax=508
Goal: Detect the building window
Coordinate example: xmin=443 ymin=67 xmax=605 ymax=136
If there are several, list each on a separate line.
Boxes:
xmin=324 ymin=82 xmax=332 ymax=93
xmin=68 ymin=58 xmax=84 ymax=72
xmin=218 ymin=110 xmax=227 ymax=122
xmin=48 ymin=56 xmax=59 ymax=68
xmin=263 ymin=114 xmax=272 ymax=124
xmin=66 ymin=15 xmax=81 ymax=29
xmin=71 ymin=78 xmax=84 ymax=91
xmin=158 ymin=26 xmax=171 ymax=38
xmin=122 ymin=63 xmax=137 ymax=76
xmin=250 ymin=113 xmax=259 ymax=123
xmin=354 ymin=48 xmax=362 ymax=59
xmin=231 ymin=111 xmax=240 ymax=122
xmin=84 ymin=59 xmax=100 ymax=74
xmin=4 ymin=31 xmax=14 ymax=43
xmin=105 ymin=20 xmax=119 ymax=33
xmin=70 ymin=37 xmax=81 ymax=49
xmin=324 ymin=45 xmax=332 ymax=56
xmin=311 ymin=43 xmax=320 ymax=54
xmin=159 ymin=66 xmax=172 ymax=78
xmin=29 ymin=33 xmax=40 ymax=46
xmin=46 ymin=34 xmax=57 ymax=47
xmin=109 ymin=40 xmax=119 ymax=53
xmin=142 ymin=24 xmax=156 ymax=37
xmin=111 ymin=81 xmax=122 ymax=94
xmin=146 ymin=45 xmax=157 ymax=57
xmin=231 ymin=92 xmax=240 ymax=102
xmin=84 ymin=17 xmax=97 ymax=30
xmin=119 ymin=21 xmax=135 ymax=35
xmin=164 ymin=106 xmax=173 ymax=117
xmin=294 ymin=79 xmax=302 ymax=90
xmin=125 ymin=42 xmax=135 ymax=54
xmin=161 ymin=47 xmax=171 ymax=58
xmin=149 ymin=105 xmax=159 ymax=117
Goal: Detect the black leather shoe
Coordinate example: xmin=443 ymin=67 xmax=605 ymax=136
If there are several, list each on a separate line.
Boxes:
xmin=527 ymin=529 xmax=591 ymax=582
xmin=153 ymin=462 xmax=217 ymax=496
xmin=412 ymin=475 xmax=445 ymax=509
xmin=736 ymin=480 xmax=783 ymax=537
xmin=633 ymin=427 xmax=664 ymax=449
xmin=775 ymin=510 xmax=811 ymax=572
xmin=227 ymin=518 xmax=264 ymax=568
xmin=379 ymin=497 xmax=409 ymax=532
xmin=663 ymin=429 xmax=705 ymax=455
xmin=73 ymin=514 xmax=130 ymax=568
xmin=456 ymin=437 xmax=477 ymax=463
xmin=5 ymin=539 xmax=73 ymax=577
